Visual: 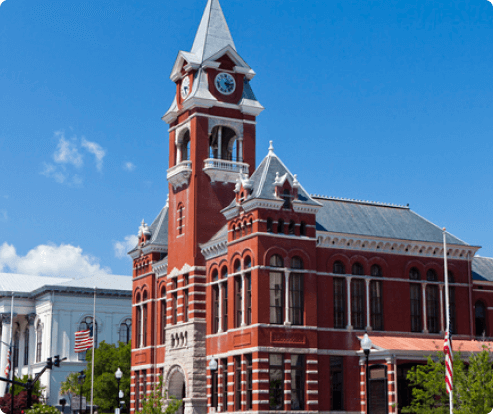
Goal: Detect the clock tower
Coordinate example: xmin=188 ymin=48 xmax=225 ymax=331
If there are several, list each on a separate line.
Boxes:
xmin=159 ymin=1 xmax=263 ymax=413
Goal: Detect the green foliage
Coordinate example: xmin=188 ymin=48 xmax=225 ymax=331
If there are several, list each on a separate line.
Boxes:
xmin=60 ymin=341 xmax=131 ymax=411
xmin=9 ymin=375 xmax=43 ymax=397
xmin=140 ymin=376 xmax=182 ymax=414
xmin=24 ymin=403 xmax=61 ymax=414
xmin=403 ymin=347 xmax=493 ymax=414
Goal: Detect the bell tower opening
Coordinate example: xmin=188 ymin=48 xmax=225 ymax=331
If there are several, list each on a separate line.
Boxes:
xmin=209 ymin=126 xmax=240 ymax=162
xmin=177 ymin=129 xmax=191 ymax=164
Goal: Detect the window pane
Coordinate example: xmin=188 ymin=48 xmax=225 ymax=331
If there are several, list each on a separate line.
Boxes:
xmin=334 ymin=278 xmax=346 ymax=328
xmin=330 ymin=356 xmax=344 ymax=410
xmin=269 ymin=354 xmax=284 ymax=410
xmin=270 ymin=272 xmax=284 ymax=324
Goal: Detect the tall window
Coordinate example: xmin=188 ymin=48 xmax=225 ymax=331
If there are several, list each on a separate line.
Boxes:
xmin=13 ymin=330 xmax=19 ymax=369
xmin=213 ymin=285 xmax=220 ymax=334
xmin=426 ymin=285 xmax=439 ymax=333
xmin=211 ymin=365 xmax=218 ymax=410
xmin=371 ymin=264 xmax=382 ymax=277
xmin=475 ymin=301 xmax=487 ymax=337
xmin=246 ymin=355 xmax=253 ymax=410
xmin=330 ymin=356 xmax=344 ymax=410
xmin=234 ymin=356 xmax=241 ymax=411
xmin=409 ymin=267 xmax=420 ymax=280
xmin=270 ymin=255 xmax=284 ymax=324
xmin=351 ymin=279 xmax=365 ymax=329
xmin=277 ymin=219 xmax=284 ymax=234
xmin=290 ymin=257 xmax=304 ymax=326
xmin=222 ymin=283 xmax=228 ymax=332
xmin=246 ymin=273 xmax=252 ymax=325
xmin=172 ymin=292 xmax=178 ymax=325
xmin=282 ymin=189 xmax=292 ymax=209
xmin=267 ymin=218 xmax=273 ymax=233
xmin=426 ymin=269 xmax=438 ymax=282
xmin=136 ymin=306 xmax=142 ymax=348
xmin=235 ymin=276 xmax=242 ymax=328
xmin=119 ymin=319 xmax=132 ymax=344
xmin=291 ymin=354 xmax=305 ymax=410
xmin=352 ymin=262 xmax=364 ymax=276
xmin=24 ymin=328 xmax=29 ymax=366
xmin=370 ymin=280 xmax=383 ymax=330
xmin=161 ymin=287 xmax=167 ymax=344
xmin=177 ymin=205 xmax=184 ymax=235
xmin=449 ymin=286 xmax=456 ymax=334
xmin=410 ymin=284 xmax=422 ymax=332
xmin=143 ymin=303 xmax=148 ymax=347
xmin=184 ymin=289 xmax=189 ymax=322
xmin=221 ymin=359 xmax=228 ymax=411
xmin=269 ymin=354 xmax=284 ymax=410
xmin=334 ymin=278 xmax=346 ymax=328
xmin=36 ymin=322 xmax=42 ymax=363
xmin=135 ymin=371 xmax=140 ymax=411
xmin=288 ymin=220 xmax=296 ymax=234
xmin=300 ymin=221 xmax=307 ymax=236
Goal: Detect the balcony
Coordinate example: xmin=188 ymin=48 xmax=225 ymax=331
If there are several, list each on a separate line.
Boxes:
xmin=203 ymin=158 xmax=249 ymax=183
xmin=167 ymin=161 xmax=192 ymax=190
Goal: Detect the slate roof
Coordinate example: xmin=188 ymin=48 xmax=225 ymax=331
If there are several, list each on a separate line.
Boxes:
xmin=128 ymin=204 xmax=169 ymax=254
xmin=472 ymin=256 xmax=493 ymax=281
xmin=191 ymin=0 xmax=236 ymax=63
xmin=314 ymin=197 xmax=468 ymax=246
xmin=226 ymin=145 xmax=321 ymax=209
xmin=0 ymin=273 xmax=71 ymax=294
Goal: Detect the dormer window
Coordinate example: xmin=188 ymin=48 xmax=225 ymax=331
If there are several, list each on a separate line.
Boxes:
xmin=282 ymin=189 xmax=293 ymax=209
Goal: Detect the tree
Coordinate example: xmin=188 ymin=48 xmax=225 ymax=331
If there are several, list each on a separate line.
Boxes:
xmin=140 ymin=376 xmax=182 ymax=414
xmin=403 ymin=346 xmax=493 ymax=414
xmin=60 ymin=341 xmax=131 ymax=412
xmin=0 ymin=375 xmax=43 ymax=414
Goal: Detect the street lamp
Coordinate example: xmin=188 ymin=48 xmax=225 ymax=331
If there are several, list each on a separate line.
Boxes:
xmin=78 ymin=371 xmax=86 ymax=414
xmin=115 ymin=367 xmax=122 ymax=414
xmin=361 ymin=334 xmax=373 ymax=414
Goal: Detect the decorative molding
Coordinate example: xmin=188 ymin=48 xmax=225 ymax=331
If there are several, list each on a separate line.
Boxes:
xmin=222 ymin=206 xmax=240 ymax=220
xmin=201 ymin=239 xmax=228 ymax=261
xmin=234 ymin=333 xmax=252 ymax=347
xmin=167 ymin=264 xmax=206 ymax=279
xmin=241 ymin=198 xmax=284 ymax=212
xmin=153 ymin=260 xmax=168 ymax=277
xmin=271 ymin=332 xmax=306 ymax=345
xmin=316 ymin=231 xmax=479 ymax=260
xmin=292 ymin=200 xmax=322 ymax=214
xmin=203 ymin=158 xmax=249 ymax=183
xmin=167 ymin=161 xmax=192 ymax=190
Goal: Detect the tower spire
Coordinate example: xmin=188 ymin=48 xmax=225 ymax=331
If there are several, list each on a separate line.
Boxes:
xmin=191 ymin=0 xmax=236 ymax=62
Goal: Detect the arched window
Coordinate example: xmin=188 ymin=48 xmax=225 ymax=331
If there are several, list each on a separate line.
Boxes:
xmin=352 ymin=262 xmax=364 ymax=276
xmin=36 ymin=322 xmax=42 ymax=363
xmin=136 ymin=306 xmax=142 ymax=348
xmin=277 ymin=219 xmax=284 ymax=234
xmin=234 ymin=259 xmax=241 ymax=273
xmin=300 ymin=222 xmax=307 ymax=236
xmin=448 ymin=271 xmax=455 ymax=283
xmin=371 ymin=265 xmax=382 ymax=277
xmin=267 ymin=218 xmax=273 ymax=233
xmin=333 ymin=261 xmax=345 ymax=274
xmin=426 ymin=285 xmax=439 ymax=333
xmin=409 ymin=267 xmax=420 ymax=280
xmin=160 ymin=286 xmax=167 ymax=344
xmin=209 ymin=126 xmax=238 ymax=161
xmin=212 ymin=269 xmax=219 ymax=282
xmin=178 ymin=130 xmax=191 ymax=162
xmin=78 ymin=316 xmax=98 ymax=360
xmin=221 ymin=266 xmax=228 ymax=279
xmin=288 ymin=220 xmax=296 ymax=235
xmin=177 ymin=205 xmax=185 ymax=235
xmin=24 ymin=327 xmax=29 ymax=366
xmin=13 ymin=329 xmax=19 ymax=369
xmin=119 ymin=319 xmax=132 ymax=344
xmin=475 ymin=301 xmax=487 ymax=337
xmin=426 ymin=269 xmax=438 ymax=282
xmin=244 ymin=256 xmax=252 ymax=269
xmin=270 ymin=254 xmax=284 ymax=324
xmin=213 ymin=285 xmax=220 ymax=334
xmin=290 ymin=257 xmax=304 ymax=325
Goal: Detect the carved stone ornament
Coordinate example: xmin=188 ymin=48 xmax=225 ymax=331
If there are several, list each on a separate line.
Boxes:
xmin=27 ymin=313 xmax=36 ymax=325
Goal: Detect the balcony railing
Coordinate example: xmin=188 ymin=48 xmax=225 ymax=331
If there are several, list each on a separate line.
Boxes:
xmin=203 ymin=158 xmax=249 ymax=183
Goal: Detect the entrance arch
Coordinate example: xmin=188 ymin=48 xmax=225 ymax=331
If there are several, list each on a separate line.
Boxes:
xmin=167 ymin=365 xmax=186 ymax=414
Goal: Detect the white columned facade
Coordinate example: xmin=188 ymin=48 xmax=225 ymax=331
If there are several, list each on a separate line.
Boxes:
xmin=0 ymin=314 xmax=12 ymax=396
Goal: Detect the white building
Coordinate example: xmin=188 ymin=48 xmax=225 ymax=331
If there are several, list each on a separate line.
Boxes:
xmin=0 ymin=273 xmax=132 ymax=406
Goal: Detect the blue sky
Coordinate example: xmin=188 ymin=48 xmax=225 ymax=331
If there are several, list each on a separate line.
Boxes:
xmin=1 ymin=0 xmax=492 ymax=278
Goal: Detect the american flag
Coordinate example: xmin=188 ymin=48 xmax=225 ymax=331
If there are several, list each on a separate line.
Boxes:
xmin=444 ymin=330 xmax=453 ymax=394
xmin=75 ymin=330 xmax=93 ymax=353
xmin=4 ymin=346 xmax=10 ymax=378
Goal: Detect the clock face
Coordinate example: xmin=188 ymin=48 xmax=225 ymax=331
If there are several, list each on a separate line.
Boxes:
xmin=180 ymin=76 xmax=190 ymax=99
xmin=215 ymin=72 xmax=236 ymax=95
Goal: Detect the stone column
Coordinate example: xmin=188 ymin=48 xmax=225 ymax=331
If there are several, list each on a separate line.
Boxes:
xmin=238 ymin=139 xmax=243 ymax=162
xmin=27 ymin=314 xmax=36 ymax=374
xmin=217 ymin=127 xmax=222 ymax=160
xmin=284 ymin=271 xmax=291 ymax=325
xmin=0 ymin=314 xmax=12 ymax=397
xmin=346 ymin=277 xmax=352 ymax=330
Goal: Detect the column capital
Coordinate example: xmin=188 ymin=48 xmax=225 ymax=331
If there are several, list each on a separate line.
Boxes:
xmin=26 ymin=313 xmax=36 ymax=326
xmin=0 ymin=314 xmax=11 ymax=324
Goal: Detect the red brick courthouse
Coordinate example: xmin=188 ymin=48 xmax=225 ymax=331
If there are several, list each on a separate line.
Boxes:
xmin=129 ymin=1 xmax=493 ymax=413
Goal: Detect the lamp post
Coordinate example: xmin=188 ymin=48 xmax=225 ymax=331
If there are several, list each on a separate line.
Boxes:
xmin=115 ymin=367 xmax=122 ymax=414
xmin=78 ymin=371 xmax=86 ymax=414
xmin=361 ymin=334 xmax=373 ymax=414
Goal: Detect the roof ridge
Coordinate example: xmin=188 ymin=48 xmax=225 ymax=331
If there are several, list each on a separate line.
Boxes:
xmin=311 ymin=194 xmax=409 ymax=209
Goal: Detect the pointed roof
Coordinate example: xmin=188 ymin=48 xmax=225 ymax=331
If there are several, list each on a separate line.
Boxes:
xmin=191 ymin=0 xmax=236 ymax=63
xmin=128 ymin=202 xmax=169 ymax=255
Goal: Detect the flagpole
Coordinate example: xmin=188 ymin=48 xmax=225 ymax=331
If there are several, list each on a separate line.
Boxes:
xmin=443 ymin=228 xmax=452 ymax=414
xmin=90 ymin=287 xmax=96 ymax=414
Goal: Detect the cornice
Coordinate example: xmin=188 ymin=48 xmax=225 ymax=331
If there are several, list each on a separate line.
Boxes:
xmin=168 ymin=113 xmax=256 ymax=134
xmin=152 ymin=261 xmax=168 ymax=277
xmin=201 ymin=239 xmax=228 ymax=261
xmin=241 ymin=198 xmax=284 ymax=213
xmin=316 ymin=231 xmax=479 ymax=260
xmin=292 ymin=201 xmax=321 ymax=214
xmin=221 ymin=205 xmax=240 ymax=220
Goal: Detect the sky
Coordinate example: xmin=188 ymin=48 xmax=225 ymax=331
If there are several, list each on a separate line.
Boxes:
xmin=1 ymin=0 xmax=493 ymax=279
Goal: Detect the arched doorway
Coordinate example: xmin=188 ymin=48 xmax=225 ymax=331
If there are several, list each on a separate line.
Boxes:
xmin=168 ymin=366 xmax=186 ymax=414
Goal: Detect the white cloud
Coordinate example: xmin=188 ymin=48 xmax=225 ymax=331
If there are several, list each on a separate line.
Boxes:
xmin=113 ymin=235 xmax=139 ymax=259
xmin=53 ymin=132 xmax=83 ymax=168
xmin=0 ymin=242 xmax=112 ymax=279
xmin=123 ymin=162 xmax=136 ymax=172
xmin=0 ymin=210 xmax=8 ymax=222
xmin=0 ymin=1 xmax=8 ymax=7
xmin=81 ymin=138 xmax=106 ymax=172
